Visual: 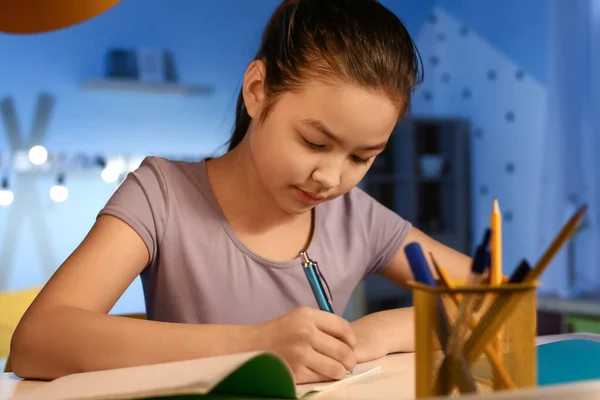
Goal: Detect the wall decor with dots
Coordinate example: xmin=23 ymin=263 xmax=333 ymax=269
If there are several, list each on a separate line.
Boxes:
xmin=409 ymin=6 xmax=547 ymax=280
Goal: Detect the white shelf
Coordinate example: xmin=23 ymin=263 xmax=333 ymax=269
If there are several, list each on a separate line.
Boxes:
xmin=538 ymin=295 xmax=600 ymax=317
xmin=82 ymin=78 xmax=214 ymax=96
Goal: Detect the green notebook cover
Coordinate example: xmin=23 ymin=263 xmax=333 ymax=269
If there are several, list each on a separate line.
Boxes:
xmin=144 ymin=353 xmax=296 ymax=400
xmin=537 ymin=339 xmax=600 ymax=386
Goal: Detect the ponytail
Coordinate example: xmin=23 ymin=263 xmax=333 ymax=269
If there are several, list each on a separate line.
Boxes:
xmin=228 ymin=88 xmax=252 ymax=152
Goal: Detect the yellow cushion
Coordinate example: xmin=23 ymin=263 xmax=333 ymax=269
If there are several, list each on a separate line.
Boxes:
xmin=0 ymin=287 xmax=41 ymax=358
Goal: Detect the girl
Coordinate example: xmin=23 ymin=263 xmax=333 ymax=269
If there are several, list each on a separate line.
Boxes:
xmin=11 ymin=0 xmax=472 ymax=384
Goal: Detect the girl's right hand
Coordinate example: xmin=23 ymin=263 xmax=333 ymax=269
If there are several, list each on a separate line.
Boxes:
xmin=255 ymin=306 xmax=357 ymax=384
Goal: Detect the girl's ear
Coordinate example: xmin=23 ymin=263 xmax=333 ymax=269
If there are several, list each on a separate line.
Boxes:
xmin=242 ymin=60 xmax=267 ymax=120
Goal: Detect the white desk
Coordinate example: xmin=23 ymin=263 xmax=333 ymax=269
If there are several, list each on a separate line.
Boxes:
xmin=3 ymin=333 xmax=600 ymax=400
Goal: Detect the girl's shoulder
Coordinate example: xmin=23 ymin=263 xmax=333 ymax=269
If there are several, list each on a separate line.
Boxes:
xmin=98 ymin=156 xmax=216 ymax=262
xmin=318 ymin=187 xmax=412 ymax=276
xmin=136 ymin=155 xmax=207 ymax=181
xmin=131 ymin=156 xmax=212 ymax=197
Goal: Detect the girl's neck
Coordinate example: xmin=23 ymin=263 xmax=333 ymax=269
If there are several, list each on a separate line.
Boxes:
xmin=206 ymin=139 xmax=307 ymax=234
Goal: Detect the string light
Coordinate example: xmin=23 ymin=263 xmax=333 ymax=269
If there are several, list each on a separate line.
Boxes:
xmin=101 ymin=158 xmax=125 ymax=183
xmin=49 ymin=173 xmax=68 ymax=203
xmin=0 ymin=177 xmax=14 ymax=206
xmin=28 ymin=145 xmax=48 ymax=166
xmin=0 ymin=151 xmax=209 ymax=205
xmin=1 ymin=152 xmax=207 ymax=175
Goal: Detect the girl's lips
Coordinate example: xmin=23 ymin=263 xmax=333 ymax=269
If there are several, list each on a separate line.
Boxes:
xmin=295 ymin=187 xmax=325 ymax=205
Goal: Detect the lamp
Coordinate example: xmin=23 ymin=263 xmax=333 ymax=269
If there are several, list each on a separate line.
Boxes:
xmin=0 ymin=0 xmax=121 ymax=34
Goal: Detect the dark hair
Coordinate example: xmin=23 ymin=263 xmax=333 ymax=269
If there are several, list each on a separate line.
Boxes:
xmin=228 ymin=0 xmax=423 ymax=151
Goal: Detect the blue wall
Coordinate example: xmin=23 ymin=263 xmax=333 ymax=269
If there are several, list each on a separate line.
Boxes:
xmin=0 ymin=0 xmax=554 ymax=315
xmin=441 ymin=0 xmax=549 ymax=84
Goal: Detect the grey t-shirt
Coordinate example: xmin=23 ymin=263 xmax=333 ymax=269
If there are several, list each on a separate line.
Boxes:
xmin=98 ymin=156 xmax=411 ymax=324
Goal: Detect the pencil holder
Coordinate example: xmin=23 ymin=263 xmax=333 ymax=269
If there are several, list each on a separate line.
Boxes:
xmin=409 ymin=280 xmax=538 ymax=398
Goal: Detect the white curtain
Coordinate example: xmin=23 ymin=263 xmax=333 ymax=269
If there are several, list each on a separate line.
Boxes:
xmin=538 ymin=0 xmax=600 ymax=296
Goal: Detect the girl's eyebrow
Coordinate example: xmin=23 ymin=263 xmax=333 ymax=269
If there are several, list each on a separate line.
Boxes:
xmin=300 ymin=118 xmax=387 ymax=151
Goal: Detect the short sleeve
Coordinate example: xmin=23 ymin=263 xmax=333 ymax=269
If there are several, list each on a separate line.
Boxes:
xmin=97 ymin=157 xmax=169 ymax=264
xmin=355 ymin=189 xmax=412 ymax=277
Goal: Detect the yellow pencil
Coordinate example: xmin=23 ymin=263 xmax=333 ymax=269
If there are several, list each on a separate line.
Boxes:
xmin=526 ymin=204 xmax=588 ymax=283
xmin=473 ymin=200 xmax=503 ymax=313
xmin=490 ymin=199 xmax=503 ymax=389
xmin=490 ymin=199 xmax=503 ymax=285
xmin=430 ymin=254 xmax=516 ymax=390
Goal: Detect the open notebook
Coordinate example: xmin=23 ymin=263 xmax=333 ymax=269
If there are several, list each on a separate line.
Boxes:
xmin=15 ymin=351 xmax=382 ymax=400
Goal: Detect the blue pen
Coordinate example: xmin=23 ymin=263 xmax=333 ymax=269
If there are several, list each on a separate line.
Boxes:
xmin=300 ymin=250 xmax=333 ymax=313
xmin=405 ymin=242 xmax=437 ymax=286
xmin=300 ymin=251 xmax=353 ymax=375
xmin=469 ymin=228 xmax=491 ymax=284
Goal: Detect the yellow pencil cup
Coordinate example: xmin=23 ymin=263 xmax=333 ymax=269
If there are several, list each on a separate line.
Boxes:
xmin=409 ymin=280 xmax=538 ymax=397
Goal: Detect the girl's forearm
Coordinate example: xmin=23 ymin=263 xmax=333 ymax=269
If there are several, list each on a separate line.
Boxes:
xmin=351 ymin=307 xmax=415 ymax=356
xmin=11 ymin=306 xmax=263 ymax=380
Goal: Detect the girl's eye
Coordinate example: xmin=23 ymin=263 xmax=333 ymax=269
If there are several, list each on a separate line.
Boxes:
xmin=303 ymin=137 xmax=325 ymax=150
xmin=351 ymin=155 xmax=370 ymax=164
xmin=302 ymin=136 xmax=370 ymax=164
